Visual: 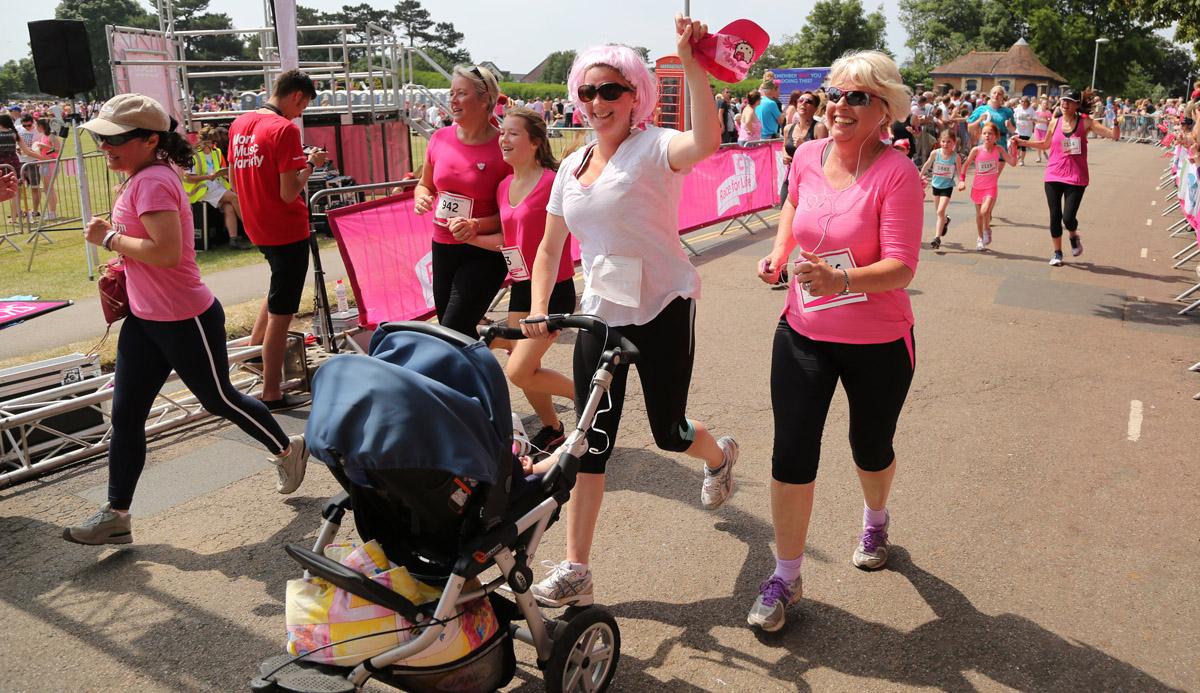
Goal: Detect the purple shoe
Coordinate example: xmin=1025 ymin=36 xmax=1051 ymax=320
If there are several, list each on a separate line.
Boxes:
xmin=746 ymin=574 xmax=802 ymax=632
xmin=852 ymin=514 xmax=890 ymax=570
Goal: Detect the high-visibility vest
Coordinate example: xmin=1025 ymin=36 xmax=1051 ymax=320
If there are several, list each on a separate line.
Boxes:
xmin=183 ymin=147 xmax=229 ymax=203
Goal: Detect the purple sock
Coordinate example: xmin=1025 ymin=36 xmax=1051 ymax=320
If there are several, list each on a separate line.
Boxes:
xmin=864 ymin=504 xmax=888 ymax=527
xmin=773 ymin=553 xmax=804 ymax=582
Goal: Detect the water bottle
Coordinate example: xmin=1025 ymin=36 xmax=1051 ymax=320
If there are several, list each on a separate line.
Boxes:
xmin=512 ymin=413 xmax=531 ymax=457
xmin=334 ymin=279 xmax=349 ymax=313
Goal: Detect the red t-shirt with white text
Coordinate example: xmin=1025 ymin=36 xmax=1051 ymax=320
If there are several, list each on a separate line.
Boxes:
xmin=229 ymin=111 xmax=309 ymax=246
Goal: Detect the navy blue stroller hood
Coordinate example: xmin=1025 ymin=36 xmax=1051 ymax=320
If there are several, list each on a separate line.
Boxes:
xmin=305 ymin=329 xmax=512 ymax=487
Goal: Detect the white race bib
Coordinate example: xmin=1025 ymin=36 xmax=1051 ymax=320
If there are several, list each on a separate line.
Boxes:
xmin=932 ymin=161 xmax=954 ymax=177
xmin=588 ymin=255 xmax=642 ymax=308
xmin=501 ymin=245 xmax=529 ymax=281
xmin=798 ymin=248 xmax=868 ymax=313
xmin=976 ymin=159 xmax=997 ymax=175
xmin=1062 ymin=136 xmax=1082 ymax=155
xmin=434 ymin=192 xmax=473 ymax=226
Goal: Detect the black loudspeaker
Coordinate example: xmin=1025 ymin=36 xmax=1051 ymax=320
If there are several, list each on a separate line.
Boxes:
xmin=28 ymin=20 xmax=96 ymax=98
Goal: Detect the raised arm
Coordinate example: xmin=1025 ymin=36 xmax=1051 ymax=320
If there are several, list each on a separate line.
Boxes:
xmin=666 ymin=14 xmax=721 ymax=172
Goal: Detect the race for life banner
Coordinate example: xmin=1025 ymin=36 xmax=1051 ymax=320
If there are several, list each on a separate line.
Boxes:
xmin=772 ymin=68 xmax=831 ymax=100
xmin=0 ymin=300 xmax=72 ymax=329
xmin=679 ymin=141 xmax=782 ymax=233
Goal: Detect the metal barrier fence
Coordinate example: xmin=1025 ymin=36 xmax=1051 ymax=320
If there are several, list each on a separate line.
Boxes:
xmin=1119 ymin=113 xmax=1168 ymax=144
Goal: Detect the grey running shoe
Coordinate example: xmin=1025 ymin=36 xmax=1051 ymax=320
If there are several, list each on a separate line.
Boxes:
xmin=929 ymin=236 xmax=941 ymax=250
xmin=747 ymin=574 xmax=803 ymax=632
xmin=701 ymin=436 xmax=739 ymax=509
xmin=62 ymin=503 xmax=132 ymax=545
xmin=852 ymin=514 xmax=890 ymax=570
xmin=1069 ymin=233 xmax=1083 ymax=257
xmin=273 ymin=434 xmax=308 ymax=494
xmin=531 ymin=560 xmax=593 ymax=607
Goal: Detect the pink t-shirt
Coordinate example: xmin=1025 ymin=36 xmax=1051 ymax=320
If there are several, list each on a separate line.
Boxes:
xmin=784 ymin=139 xmax=922 ymax=344
xmin=425 ymin=125 xmax=511 ymax=245
xmin=971 ymin=145 xmax=1002 ymax=193
xmin=112 ymin=163 xmax=214 ymax=321
xmin=498 ymin=169 xmax=573 ymax=283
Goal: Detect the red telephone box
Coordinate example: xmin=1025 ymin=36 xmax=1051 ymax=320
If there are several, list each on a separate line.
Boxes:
xmin=654 ymin=56 xmax=686 ymax=130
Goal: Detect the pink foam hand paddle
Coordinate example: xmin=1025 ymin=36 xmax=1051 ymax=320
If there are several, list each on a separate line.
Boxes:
xmin=691 ymin=19 xmax=769 ymax=83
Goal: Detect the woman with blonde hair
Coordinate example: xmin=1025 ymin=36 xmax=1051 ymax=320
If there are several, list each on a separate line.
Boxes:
xmin=411 ymin=64 xmax=512 ymax=336
xmin=752 ymin=50 xmax=923 ymax=632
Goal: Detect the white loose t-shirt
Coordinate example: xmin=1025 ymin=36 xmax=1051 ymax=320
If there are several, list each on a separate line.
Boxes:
xmin=1014 ymin=105 xmax=1036 ymax=137
xmin=547 ymin=126 xmax=700 ymax=327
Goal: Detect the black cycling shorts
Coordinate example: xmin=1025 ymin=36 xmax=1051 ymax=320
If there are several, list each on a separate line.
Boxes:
xmin=258 ymin=238 xmax=310 ymax=315
xmin=931 ymin=186 xmax=953 ymax=198
xmin=770 ymin=320 xmax=915 ymax=484
xmin=508 ymin=277 xmax=576 ymax=314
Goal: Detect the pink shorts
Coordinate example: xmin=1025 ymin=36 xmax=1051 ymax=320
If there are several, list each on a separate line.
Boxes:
xmin=971 ymin=183 xmax=997 ymax=205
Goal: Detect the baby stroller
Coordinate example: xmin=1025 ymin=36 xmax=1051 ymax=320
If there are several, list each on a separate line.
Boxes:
xmin=251 ymin=316 xmax=637 ymax=693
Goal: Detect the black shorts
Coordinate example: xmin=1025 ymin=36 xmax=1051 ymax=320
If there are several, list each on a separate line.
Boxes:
xmin=20 ymin=164 xmax=39 ymax=185
xmin=508 ymin=277 xmax=576 ymax=314
xmin=258 ymin=238 xmax=310 ymax=315
xmin=932 ymin=186 xmax=953 ymax=198
xmin=1017 ymin=135 xmax=1031 ymax=141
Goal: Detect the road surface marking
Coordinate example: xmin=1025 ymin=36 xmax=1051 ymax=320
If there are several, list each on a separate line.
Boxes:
xmin=1127 ymin=400 xmax=1143 ymax=442
xmin=1151 ymin=200 xmax=1157 ymax=206
xmin=1146 ymin=219 xmax=1152 ymax=226
xmin=1141 ymin=248 xmax=1148 ymax=258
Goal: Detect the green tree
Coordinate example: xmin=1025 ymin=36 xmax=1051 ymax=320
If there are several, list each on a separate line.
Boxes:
xmin=54 ymin=0 xmax=159 ymax=97
xmin=758 ymin=34 xmax=804 ymax=70
xmin=899 ymin=0 xmax=983 ymax=69
xmin=1119 ymin=0 xmax=1200 ymax=50
xmin=392 ymin=0 xmax=433 ymax=46
xmin=537 ymin=50 xmax=576 ymax=84
xmin=793 ymin=0 xmax=889 ymax=66
xmin=0 ymin=58 xmax=40 ymax=99
xmin=427 ymin=21 xmax=468 ymax=65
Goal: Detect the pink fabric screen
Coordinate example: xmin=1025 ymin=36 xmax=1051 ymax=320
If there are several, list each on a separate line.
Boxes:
xmin=678 ymin=141 xmax=783 ymax=233
xmin=303 ymin=121 xmax=412 ymax=186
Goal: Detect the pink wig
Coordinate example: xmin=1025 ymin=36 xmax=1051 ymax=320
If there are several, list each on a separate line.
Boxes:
xmin=568 ymin=44 xmax=657 ymax=128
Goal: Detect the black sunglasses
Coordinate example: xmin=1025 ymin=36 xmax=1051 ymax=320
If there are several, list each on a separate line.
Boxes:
xmin=577 ymin=82 xmax=633 ymax=103
xmin=825 ymin=86 xmax=880 ymax=108
xmin=798 ymin=97 xmax=817 ymax=106
xmin=94 ymin=129 xmax=152 ymax=146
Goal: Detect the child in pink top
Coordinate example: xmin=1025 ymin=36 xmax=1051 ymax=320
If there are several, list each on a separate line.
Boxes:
xmin=960 ymin=122 xmax=1016 ymax=251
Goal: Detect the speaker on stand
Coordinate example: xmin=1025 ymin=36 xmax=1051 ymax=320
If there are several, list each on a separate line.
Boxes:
xmin=26 ymin=20 xmax=101 ymax=278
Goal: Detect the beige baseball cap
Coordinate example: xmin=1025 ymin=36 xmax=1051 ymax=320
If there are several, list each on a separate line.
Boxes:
xmin=81 ymin=94 xmax=171 ymax=136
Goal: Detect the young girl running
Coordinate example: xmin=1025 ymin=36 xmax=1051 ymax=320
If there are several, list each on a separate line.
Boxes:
xmin=920 ymin=129 xmax=962 ymax=249
xmin=960 ymin=122 xmax=1016 ymax=251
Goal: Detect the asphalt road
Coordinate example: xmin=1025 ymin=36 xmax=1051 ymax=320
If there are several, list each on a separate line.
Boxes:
xmin=1 ymin=138 xmax=1196 ymax=692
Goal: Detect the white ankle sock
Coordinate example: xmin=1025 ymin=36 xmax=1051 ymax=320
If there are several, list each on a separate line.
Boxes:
xmin=566 ymin=561 xmax=589 ymax=574
xmin=864 ymin=504 xmax=888 ymax=527
xmin=774 ymin=554 xmax=804 ymax=582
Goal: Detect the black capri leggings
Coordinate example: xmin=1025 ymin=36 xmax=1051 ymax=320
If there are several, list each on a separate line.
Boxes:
xmin=770 ymin=320 xmax=915 ymax=485
xmin=573 ymin=297 xmax=698 ymax=474
xmin=1044 ymin=181 xmax=1087 ymax=239
xmin=107 ymin=300 xmax=290 ymax=510
xmin=431 ymin=240 xmax=509 ymax=338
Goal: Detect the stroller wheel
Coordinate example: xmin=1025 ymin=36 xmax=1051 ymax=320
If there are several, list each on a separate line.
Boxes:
xmin=544 ymin=606 xmax=620 ymax=693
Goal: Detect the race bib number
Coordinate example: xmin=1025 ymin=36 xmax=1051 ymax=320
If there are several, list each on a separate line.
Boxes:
xmin=976 ymin=159 xmax=997 ymax=175
xmin=501 ymin=245 xmax=529 ymax=281
xmin=932 ymin=161 xmax=954 ymax=177
xmin=434 ymin=192 xmax=473 ymax=225
xmin=798 ymin=248 xmax=868 ymax=313
xmin=588 ymin=255 xmax=642 ymax=308
xmin=1062 ymin=136 xmax=1082 ymax=155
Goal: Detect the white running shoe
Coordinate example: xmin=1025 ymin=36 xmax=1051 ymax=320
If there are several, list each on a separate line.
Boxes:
xmin=531 ymin=560 xmax=594 ymax=607
xmin=1069 ymin=234 xmax=1083 ymax=257
xmin=701 ymin=436 xmax=738 ymax=509
xmin=983 ymin=228 xmax=992 ymax=246
xmin=1049 ymin=251 xmax=1064 ymax=267
xmin=975 ymin=238 xmax=986 ymax=252
xmin=273 ymin=434 xmax=308 ymax=494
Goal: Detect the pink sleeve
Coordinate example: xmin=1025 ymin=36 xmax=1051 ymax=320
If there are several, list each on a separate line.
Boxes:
xmin=877 ymin=156 xmax=924 ymax=273
xmin=132 ymin=174 xmax=182 ymax=216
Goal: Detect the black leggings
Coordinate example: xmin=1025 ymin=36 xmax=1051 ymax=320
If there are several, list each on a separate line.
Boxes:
xmin=770 ymin=320 xmax=914 ymax=485
xmin=107 ymin=300 xmax=289 ymax=510
xmin=431 ymin=241 xmax=509 ymax=338
xmin=1044 ymin=181 xmax=1087 ymax=239
xmin=573 ymin=297 xmax=697 ymax=474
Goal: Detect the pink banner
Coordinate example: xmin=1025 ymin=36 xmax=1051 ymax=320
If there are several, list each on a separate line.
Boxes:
xmin=110 ymin=31 xmax=185 ymax=129
xmin=0 ymin=300 xmax=72 ymax=329
xmin=305 ymin=121 xmax=410 ymax=186
xmin=678 ymin=141 xmax=783 ymax=233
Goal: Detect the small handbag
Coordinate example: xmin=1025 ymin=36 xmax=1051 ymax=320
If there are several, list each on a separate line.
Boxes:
xmin=98 ymin=256 xmax=129 ymax=324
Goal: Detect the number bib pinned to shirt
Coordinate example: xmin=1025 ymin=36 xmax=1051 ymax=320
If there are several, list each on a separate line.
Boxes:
xmin=1062 ymin=136 xmax=1082 ymax=155
xmin=434 ymin=192 xmax=473 ymax=226
xmin=588 ymin=255 xmax=642 ymax=308
xmin=501 ymin=245 xmax=529 ymax=281
xmin=932 ymin=161 xmax=954 ymax=177
xmin=976 ymin=159 xmax=998 ymax=175
xmin=797 ymin=248 xmax=868 ymax=313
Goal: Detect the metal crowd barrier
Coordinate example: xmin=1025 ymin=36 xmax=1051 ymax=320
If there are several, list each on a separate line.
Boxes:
xmin=12 ymin=153 xmax=124 ymax=271
xmin=1155 ymin=136 xmax=1200 ymax=398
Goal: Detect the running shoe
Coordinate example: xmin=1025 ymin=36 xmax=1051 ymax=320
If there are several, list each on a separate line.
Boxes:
xmin=1049 ymin=251 xmax=1064 ymax=267
xmin=852 ymin=514 xmax=890 ymax=570
xmin=929 ymin=236 xmax=941 ymax=250
xmin=528 ymin=422 xmax=566 ymax=456
xmin=747 ymin=574 xmax=803 ymax=632
xmin=228 ymin=236 xmax=254 ymax=250
xmin=701 ymin=436 xmax=739 ymax=509
xmin=975 ymin=238 xmax=986 ymax=252
xmin=62 ymin=503 xmax=133 ymax=545
xmin=531 ymin=560 xmax=594 ymax=607
xmin=942 ymin=216 xmax=951 ymax=236
xmin=273 ymin=434 xmax=309 ymax=494
xmin=1069 ymin=234 xmax=1083 ymax=257
xmin=983 ymin=228 xmax=992 ymax=246
xmin=261 ymin=393 xmax=311 ymax=411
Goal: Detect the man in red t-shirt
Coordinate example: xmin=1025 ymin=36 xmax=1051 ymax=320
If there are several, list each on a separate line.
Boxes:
xmin=229 ymin=70 xmax=325 ymax=409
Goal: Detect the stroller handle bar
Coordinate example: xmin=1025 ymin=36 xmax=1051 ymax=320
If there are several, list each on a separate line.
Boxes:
xmin=479 ymin=314 xmax=640 ymax=364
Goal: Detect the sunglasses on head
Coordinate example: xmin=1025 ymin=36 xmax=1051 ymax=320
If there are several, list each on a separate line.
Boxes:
xmin=94 ymin=129 xmax=151 ymax=146
xmin=577 ymin=82 xmax=633 ymax=103
xmin=825 ymin=86 xmax=878 ymax=108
